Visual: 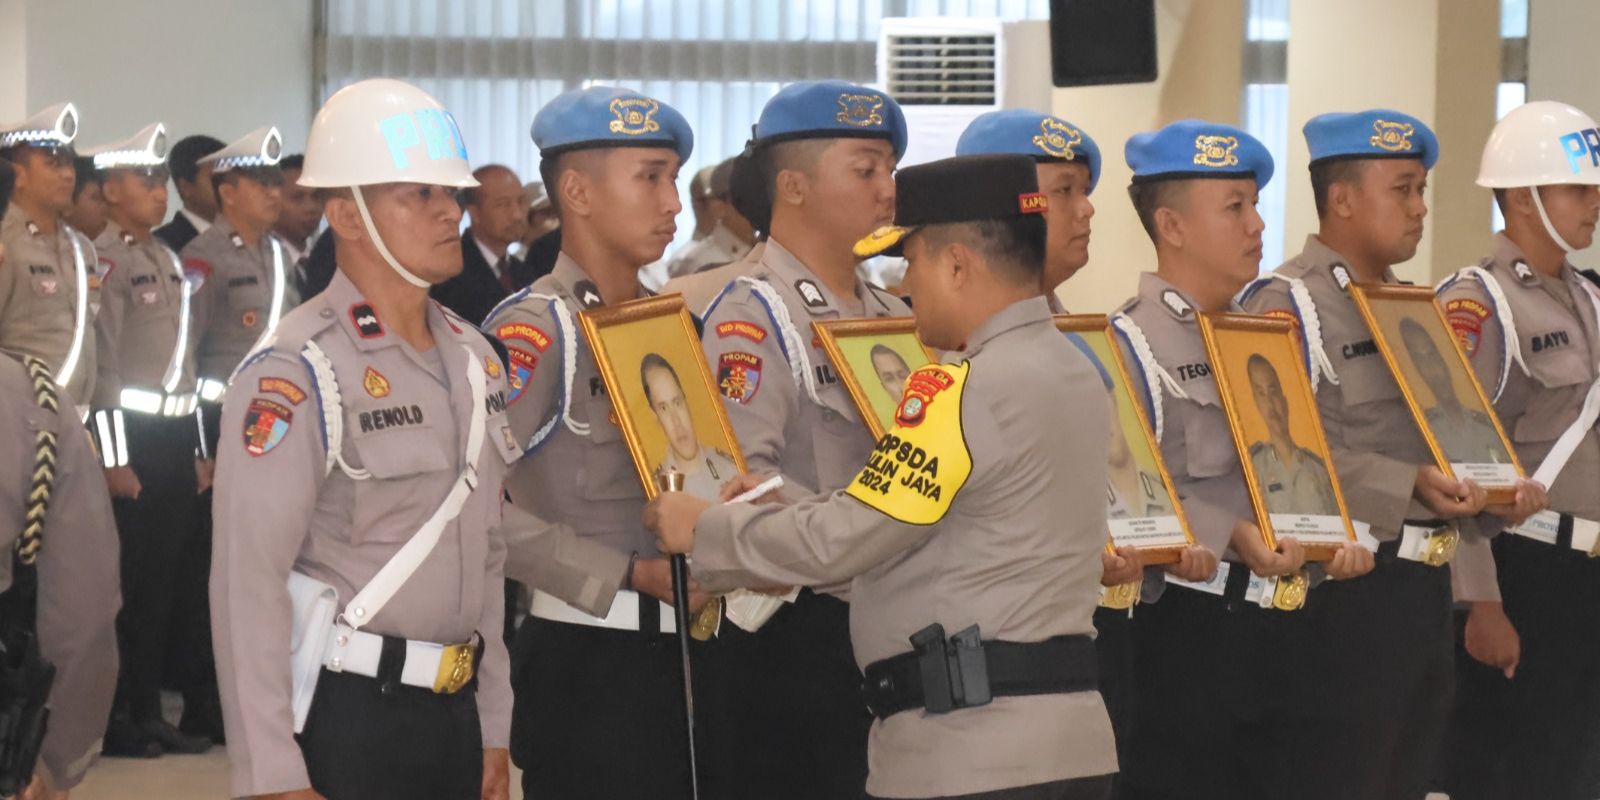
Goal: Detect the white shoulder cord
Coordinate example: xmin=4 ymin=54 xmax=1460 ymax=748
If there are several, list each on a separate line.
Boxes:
xmin=538 ymin=293 xmax=589 ymax=438
xmin=1272 ymin=274 xmax=1340 ymax=392
xmin=737 ymin=277 xmax=822 ymax=406
xmin=54 ymin=230 xmax=89 ymax=391
xmin=159 ymin=245 xmax=193 ymax=393
xmin=1110 ymin=312 xmax=1186 ymax=442
xmin=242 ymin=237 xmax=289 ymax=360
xmin=339 ymin=346 xmax=487 ymax=630
xmin=1437 ymin=267 xmax=1528 ymax=402
xmin=301 ymin=339 xmax=369 ymax=480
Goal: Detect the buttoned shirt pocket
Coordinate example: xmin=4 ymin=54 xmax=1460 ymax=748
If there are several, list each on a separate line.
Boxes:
xmin=226 ymin=274 xmax=268 ymax=313
xmin=579 ymin=395 xmax=642 ymax=502
xmin=1513 ymin=357 xmax=1589 ymax=444
xmin=1179 ymin=397 xmax=1238 ymax=480
xmin=346 ymin=422 xmax=453 ymax=544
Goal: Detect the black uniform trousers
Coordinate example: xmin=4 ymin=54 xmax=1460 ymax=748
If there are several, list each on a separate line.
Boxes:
xmin=166 ymin=401 xmax=222 ymax=730
xmin=1439 ymin=533 xmax=1600 ymax=800
xmin=511 ymin=606 xmax=713 ymax=800
xmin=870 ymin=774 xmax=1116 ymax=800
xmin=299 ymin=669 xmax=483 ymax=800
xmin=1092 ymin=605 xmax=1134 ymax=800
xmin=1288 ymin=556 xmax=1453 ymax=800
xmin=701 ymin=588 xmax=872 ymax=800
xmin=1121 ymin=574 xmax=1305 ymax=800
xmin=111 ymin=412 xmax=199 ymax=723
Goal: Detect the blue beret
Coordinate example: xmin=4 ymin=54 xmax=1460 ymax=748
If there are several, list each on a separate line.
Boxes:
xmin=754 ymin=81 xmax=907 ymax=160
xmin=1125 ymin=119 xmax=1274 ymax=189
xmin=955 ymin=109 xmax=1102 ymax=192
xmin=531 ymin=86 xmax=693 ymax=162
xmin=1304 ymin=109 xmax=1438 ymax=170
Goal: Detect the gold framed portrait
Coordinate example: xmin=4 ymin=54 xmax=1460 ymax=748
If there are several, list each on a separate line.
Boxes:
xmin=578 ymin=295 xmax=748 ymax=501
xmin=1349 ymin=283 xmax=1523 ymax=503
xmin=812 ymin=317 xmax=937 ymax=440
xmin=1056 ymin=314 xmax=1194 ymax=565
xmin=1199 ymin=313 xmax=1356 ymax=561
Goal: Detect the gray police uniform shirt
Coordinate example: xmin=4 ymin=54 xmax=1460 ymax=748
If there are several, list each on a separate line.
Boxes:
xmin=1242 ymin=235 xmax=1494 ymax=591
xmin=662 ymin=239 xmax=766 ymax=318
xmin=699 ymin=237 xmax=909 ymax=499
xmin=210 ymin=270 xmax=516 ymax=797
xmin=90 ymin=221 xmax=198 ymax=410
xmin=482 ymin=253 xmax=654 ymax=617
xmin=185 ymin=217 xmax=301 ymax=386
xmin=1249 ymin=441 xmax=1339 ymax=516
xmin=1438 ymin=233 xmax=1600 ymax=591
xmin=1108 ymin=467 xmax=1173 ymax=520
xmin=691 ymin=297 xmax=1118 ymax=797
xmin=659 ymin=448 xmax=739 ymax=501
xmin=1118 ymin=273 xmax=1253 ymax=563
xmin=1423 ymin=406 xmax=1508 ymax=466
xmin=664 ymin=222 xmax=752 ymax=281
xmin=0 ymin=205 xmax=104 ymax=404
xmin=0 ymin=355 xmax=119 ymax=791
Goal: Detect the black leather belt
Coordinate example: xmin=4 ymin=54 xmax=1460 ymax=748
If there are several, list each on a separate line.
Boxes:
xmin=861 ymin=625 xmax=1097 ymax=720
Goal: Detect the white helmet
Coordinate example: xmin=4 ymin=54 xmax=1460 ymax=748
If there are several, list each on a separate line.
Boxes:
xmin=1478 ymin=100 xmax=1600 ymax=252
xmin=301 ymin=78 xmax=478 ymax=287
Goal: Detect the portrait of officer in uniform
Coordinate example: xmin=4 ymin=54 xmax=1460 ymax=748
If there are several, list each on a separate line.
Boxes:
xmin=813 ymin=319 xmax=933 ymax=439
xmin=1244 ymin=353 xmax=1341 ymax=516
xmin=1396 ymin=315 xmax=1511 ymax=465
xmin=640 ymin=351 xmax=738 ymax=499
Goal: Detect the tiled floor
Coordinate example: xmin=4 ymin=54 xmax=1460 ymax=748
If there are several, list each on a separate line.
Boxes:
xmin=74 ymin=753 xmax=528 ymax=799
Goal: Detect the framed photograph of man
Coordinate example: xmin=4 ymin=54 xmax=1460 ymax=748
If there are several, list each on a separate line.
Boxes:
xmin=578 ymin=295 xmax=748 ymax=501
xmin=1057 ymin=315 xmax=1194 ymax=565
xmin=1349 ymin=283 xmax=1523 ymax=503
xmin=1199 ymin=313 xmax=1357 ymax=560
xmin=812 ymin=317 xmax=937 ymax=440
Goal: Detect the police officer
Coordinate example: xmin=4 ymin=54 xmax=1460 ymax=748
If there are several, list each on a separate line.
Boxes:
xmin=183 ymin=125 xmax=299 ymax=742
xmin=649 ymin=152 xmax=1118 ymax=800
xmin=954 ymin=109 xmax=1215 ymax=796
xmin=1111 ymin=120 xmax=1373 ymax=799
xmin=693 ymin=79 xmax=911 ymax=798
xmin=81 ymin=123 xmax=211 ymax=757
xmin=1434 ymin=100 xmax=1600 ymax=800
xmin=1239 ymin=109 xmax=1543 ymax=800
xmin=0 ymin=102 xmax=104 ymax=412
xmin=0 ymin=160 xmax=120 ymax=798
xmin=482 ymin=85 xmax=708 ymax=799
xmin=662 ymin=150 xmax=771 ymax=314
xmin=211 ymin=78 xmax=515 ymax=800
xmin=63 ymin=154 xmax=107 ymax=241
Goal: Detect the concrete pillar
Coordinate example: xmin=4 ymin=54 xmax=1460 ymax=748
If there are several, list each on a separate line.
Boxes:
xmin=1283 ymin=0 xmax=1500 ymax=283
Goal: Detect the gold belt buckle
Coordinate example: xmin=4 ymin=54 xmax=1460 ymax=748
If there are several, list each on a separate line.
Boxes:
xmin=433 ymin=643 xmax=476 ymax=694
xmin=1422 ymin=527 xmax=1459 ymax=567
xmin=1272 ymin=570 xmax=1308 ymax=611
xmin=1099 ymin=581 xmax=1139 ymax=610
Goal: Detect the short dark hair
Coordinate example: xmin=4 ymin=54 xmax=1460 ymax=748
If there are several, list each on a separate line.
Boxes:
xmin=1246 ymin=353 xmax=1280 ymax=386
xmin=1309 ymin=159 xmax=1367 ymax=218
xmin=754 ymin=138 xmax=831 ymax=209
xmin=1493 ymin=187 xmax=1509 ymax=215
xmin=73 ymin=155 xmax=98 ymax=197
xmin=640 ymin=352 xmax=682 ymax=405
xmin=1127 ymin=180 xmax=1189 ymax=242
xmin=169 ymin=135 xmax=224 ymax=185
xmin=917 ymin=216 xmax=1047 ymax=286
xmin=869 ymin=344 xmax=904 ymax=366
xmin=278 ymin=153 xmax=305 ymax=172
xmin=0 ymin=159 xmax=14 ymax=219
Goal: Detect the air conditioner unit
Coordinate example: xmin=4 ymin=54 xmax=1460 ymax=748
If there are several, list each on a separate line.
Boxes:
xmin=877 ymin=17 xmax=1053 ymax=167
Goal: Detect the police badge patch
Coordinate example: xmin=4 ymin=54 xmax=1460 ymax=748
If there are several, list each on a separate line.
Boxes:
xmin=717 ymin=352 xmax=762 ymax=404
xmin=1444 ymin=297 xmax=1490 ymax=357
xmin=243 ymin=398 xmax=292 ymax=456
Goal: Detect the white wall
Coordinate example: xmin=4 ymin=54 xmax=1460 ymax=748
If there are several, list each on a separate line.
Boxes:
xmin=1528 ymin=0 xmax=1600 ymax=269
xmin=3 ymin=0 xmax=315 ymax=197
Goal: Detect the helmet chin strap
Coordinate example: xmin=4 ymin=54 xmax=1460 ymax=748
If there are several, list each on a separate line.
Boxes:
xmin=1530 ymin=185 xmax=1580 ymax=254
xmin=351 ymin=185 xmax=432 ymax=288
